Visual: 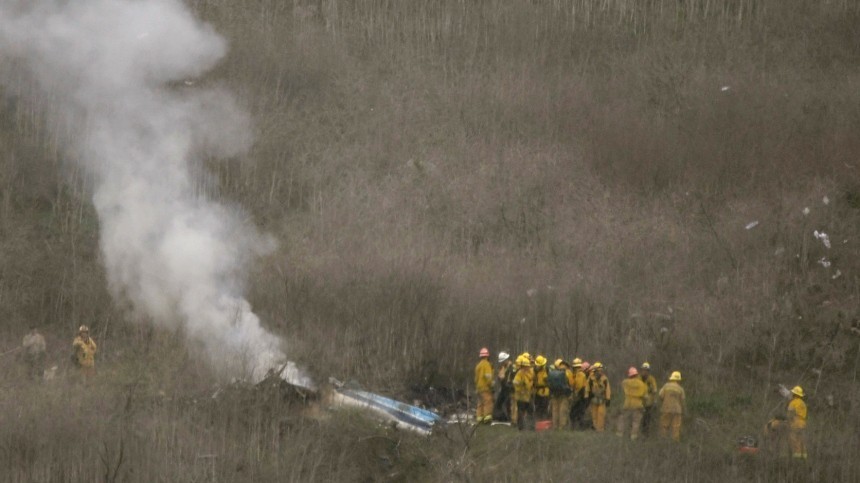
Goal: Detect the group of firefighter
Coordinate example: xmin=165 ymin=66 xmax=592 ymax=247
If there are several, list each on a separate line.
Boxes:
xmin=474 ymin=348 xmax=808 ymax=458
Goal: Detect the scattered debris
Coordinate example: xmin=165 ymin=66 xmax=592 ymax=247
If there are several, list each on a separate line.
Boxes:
xmin=721 ymin=86 xmax=731 ymax=92
xmin=526 ymin=288 xmax=538 ymax=298
xmin=832 ymin=270 xmax=842 ymax=280
xmin=774 ymin=247 xmax=785 ymax=256
xmin=745 ymin=220 xmax=759 ymax=230
xmin=328 ymin=378 xmax=444 ymax=436
xmin=823 ymin=196 xmax=830 ymax=205
xmin=814 ymin=230 xmax=831 ymax=249
xmin=737 ymin=435 xmax=759 ymax=455
xmin=802 ymin=207 xmax=810 ymax=216
xmin=817 ymin=257 xmax=831 ymax=268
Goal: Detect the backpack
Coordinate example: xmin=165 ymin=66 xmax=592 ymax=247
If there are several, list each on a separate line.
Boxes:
xmin=547 ymin=367 xmax=572 ymax=396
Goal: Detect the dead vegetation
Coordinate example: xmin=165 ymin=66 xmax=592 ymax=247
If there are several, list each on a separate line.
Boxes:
xmin=1 ymin=0 xmax=860 ymax=480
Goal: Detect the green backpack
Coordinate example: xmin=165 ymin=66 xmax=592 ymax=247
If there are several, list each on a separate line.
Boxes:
xmin=547 ymin=367 xmax=572 ymax=396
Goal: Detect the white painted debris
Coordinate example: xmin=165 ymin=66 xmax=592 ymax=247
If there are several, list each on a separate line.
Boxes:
xmin=774 ymin=247 xmax=785 ymax=256
xmin=832 ymin=270 xmax=842 ymax=280
xmin=814 ymin=230 xmax=831 ymax=249
xmin=818 ymin=257 xmax=831 ymax=268
xmin=802 ymin=207 xmax=810 ymax=216
xmin=823 ymin=196 xmax=830 ymax=205
xmin=526 ymin=288 xmax=538 ymax=297
xmin=745 ymin=221 xmax=759 ymax=230
xmin=721 ymin=86 xmax=731 ymax=92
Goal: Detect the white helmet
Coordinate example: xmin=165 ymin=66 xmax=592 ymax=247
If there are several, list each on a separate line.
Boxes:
xmin=498 ymin=351 xmax=510 ymax=363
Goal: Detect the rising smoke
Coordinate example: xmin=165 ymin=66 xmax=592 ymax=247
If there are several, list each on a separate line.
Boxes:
xmin=0 ymin=0 xmax=299 ymax=383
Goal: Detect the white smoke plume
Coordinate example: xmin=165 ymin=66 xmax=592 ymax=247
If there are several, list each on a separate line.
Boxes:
xmin=0 ymin=0 xmax=299 ymax=383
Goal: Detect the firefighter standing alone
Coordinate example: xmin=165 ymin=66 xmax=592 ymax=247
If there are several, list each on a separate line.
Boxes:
xmin=474 ymin=347 xmax=494 ymax=423
xmin=72 ymin=325 xmax=97 ymax=380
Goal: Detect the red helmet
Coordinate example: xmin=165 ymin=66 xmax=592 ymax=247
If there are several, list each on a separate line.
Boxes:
xmin=479 ymin=347 xmax=489 ymax=358
xmin=628 ymin=366 xmax=639 ymax=377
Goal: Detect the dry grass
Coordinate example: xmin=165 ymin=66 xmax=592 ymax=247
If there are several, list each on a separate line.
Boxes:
xmin=1 ymin=0 xmax=860 ymax=480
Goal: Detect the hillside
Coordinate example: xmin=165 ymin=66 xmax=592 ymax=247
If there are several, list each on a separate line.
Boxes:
xmin=1 ymin=0 xmax=859 ymax=481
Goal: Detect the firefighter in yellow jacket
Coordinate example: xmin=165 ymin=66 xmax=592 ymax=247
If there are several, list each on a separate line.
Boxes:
xmin=547 ymin=359 xmax=575 ymax=430
xmin=72 ymin=325 xmax=97 ymax=379
xmin=586 ymin=362 xmax=611 ymax=432
xmin=474 ymin=347 xmax=494 ymax=423
xmin=512 ymin=356 xmax=534 ymax=430
xmin=640 ymin=362 xmax=658 ymax=435
xmin=658 ymin=371 xmax=686 ymax=441
xmin=569 ymin=358 xmax=589 ymax=429
xmin=786 ymin=386 xmax=808 ymax=459
xmin=533 ymin=355 xmax=550 ymax=420
xmin=616 ymin=367 xmax=648 ymax=440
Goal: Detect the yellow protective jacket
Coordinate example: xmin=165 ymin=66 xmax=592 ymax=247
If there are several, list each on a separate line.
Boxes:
xmin=658 ymin=381 xmax=685 ymax=414
xmin=534 ymin=367 xmax=549 ymax=397
xmin=475 ymin=359 xmax=493 ymax=393
xmin=564 ymin=368 xmax=576 ymax=389
xmin=73 ymin=336 xmax=97 ymax=368
xmin=621 ymin=377 xmax=648 ymax=410
xmin=787 ymin=397 xmax=807 ymax=429
xmin=587 ymin=373 xmax=611 ymax=404
xmin=513 ymin=367 xmax=534 ymax=402
xmin=572 ymin=370 xmax=587 ymax=395
xmin=641 ymin=374 xmax=657 ymax=406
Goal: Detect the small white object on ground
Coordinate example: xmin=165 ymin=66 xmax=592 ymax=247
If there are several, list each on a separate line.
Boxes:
xmin=745 ymin=221 xmax=759 ymax=230
xmin=814 ymin=230 xmax=832 ymax=249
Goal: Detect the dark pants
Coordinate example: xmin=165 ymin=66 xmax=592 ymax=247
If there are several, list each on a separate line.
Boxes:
xmin=516 ymin=401 xmax=533 ymax=430
xmin=534 ymin=395 xmax=550 ymax=419
xmin=570 ymin=397 xmax=590 ymax=430
xmin=641 ymin=406 xmax=655 ymax=435
xmin=493 ymin=388 xmax=512 ymax=422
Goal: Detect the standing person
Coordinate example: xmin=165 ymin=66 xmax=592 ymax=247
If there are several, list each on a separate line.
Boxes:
xmin=548 ymin=359 xmax=574 ymax=430
xmin=533 ymin=355 xmax=550 ymax=420
xmin=616 ymin=367 xmax=648 ymax=440
xmin=658 ymin=371 xmax=686 ymax=442
xmin=72 ymin=325 xmax=97 ymax=380
xmin=512 ymin=356 xmax=534 ymax=431
xmin=493 ymin=351 xmax=514 ymax=422
xmin=22 ymin=327 xmax=47 ymax=381
xmin=570 ymin=360 xmax=590 ymax=429
xmin=786 ymin=386 xmax=808 ymax=460
xmin=586 ymin=362 xmax=611 ymax=432
xmin=474 ymin=347 xmax=494 ymax=424
xmin=640 ymin=362 xmax=658 ymax=435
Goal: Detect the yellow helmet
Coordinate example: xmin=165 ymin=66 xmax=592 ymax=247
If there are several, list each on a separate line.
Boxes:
xmin=521 ymin=352 xmax=531 ymax=360
xmin=572 ymin=358 xmax=583 ymax=367
xmin=78 ymin=325 xmax=89 ymax=333
xmin=791 ymin=386 xmax=804 ymax=398
xmin=519 ymin=357 xmax=532 ymax=367
xmin=641 ymin=362 xmax=651 ymax=370
xmin=554 ymin=358 xmax=564 ymax=367
xmin=592 ymin=362 xmax=604 ymax=370
xmin=669 ymin=371 xmax=682 ymax=381
xmin=535 ymin=355 xmax=547 ymax=367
